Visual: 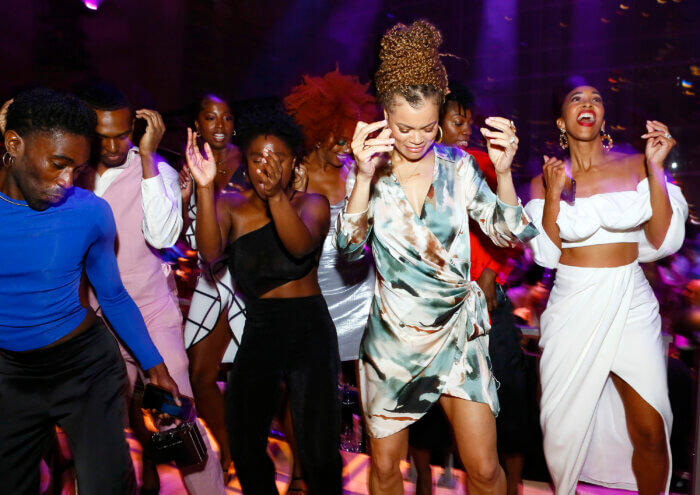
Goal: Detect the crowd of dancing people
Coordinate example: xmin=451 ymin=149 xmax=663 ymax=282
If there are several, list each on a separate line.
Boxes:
xmin=0 ymin=18 xmax=695 ymax=495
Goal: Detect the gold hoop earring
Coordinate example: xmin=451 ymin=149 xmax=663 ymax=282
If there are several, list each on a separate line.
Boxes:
xmin=2 ymin=152 xmax=14 ymax=168
xmin=600 ymin=130 xmax=613 ymax=151
xmin=559 ymin=127 xmax=569 ymax=150
xmin=435 ymin=126 xmax=443 ymax=144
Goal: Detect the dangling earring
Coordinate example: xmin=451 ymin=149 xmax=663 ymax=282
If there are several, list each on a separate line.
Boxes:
xmin=232 ymin=130 xmax=237 ymax=136
xmin=2 ymin=152 xmax=14 ymax=168
xmin=435 ymin=126 xmax=443 ymax=144
xmin=600 ymin=128 xmax=613 ymax=151
xmin=559 ymin=127 xmax=569 ymax=150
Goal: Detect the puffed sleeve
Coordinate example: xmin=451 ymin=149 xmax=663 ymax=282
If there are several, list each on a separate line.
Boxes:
xmin=638 ymin=181 xmax=689 ymax=262
xmin=460 ymin=153 xmax=538 ymax=247
xmin=523 ymin=199 xmax=562 ymax=269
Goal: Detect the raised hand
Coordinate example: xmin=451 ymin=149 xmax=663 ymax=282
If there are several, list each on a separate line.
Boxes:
xmin=254 ymin=146 xmax=285 ymax=199
xmin=542 ymin=155 xmax=568 ymax=198
xmin=351 ymin=120 xmax=394 ymax=179
xmin=135 ymin=109 xmax=166 ymax=156
xmin=641 ymin=120 xmax=676 ymax=169
xmin=179 ymin=163 xmax=194 ymax=203
xmin=185 ymin=127 xmax=216 ymax=189
xmin=480 ymin=117 xmax=519 ymax=174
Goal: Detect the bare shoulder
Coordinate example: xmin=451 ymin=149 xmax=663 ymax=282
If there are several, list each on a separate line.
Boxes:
xmin=605 ymin=151 xmax=645 ymax=180
xmin=294 ymin=191 xmax=331 ymax=216
xmin=530 ymin=174 xmax=545 ymax=200
xmin=627 ymin=152 xmax=647 ymax=181
xmin=217 ymin=188 xmax=249 ymax=211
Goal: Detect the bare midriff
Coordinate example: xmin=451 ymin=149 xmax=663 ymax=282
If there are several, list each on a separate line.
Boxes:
xmin=259 ymin=267 xmax=323 ymax=299
xmin=560 ymin=242 xmax=638 ymax=268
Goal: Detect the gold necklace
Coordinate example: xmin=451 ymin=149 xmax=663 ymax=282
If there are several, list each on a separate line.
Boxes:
xmin=215 ymin=148 xmax=231 ymax=175
xmin=216 ymin=162 xmax=230 ymax=175
xmin=393 ymin=158 xmax=422 ymax=185
xmin=0 ymin=193 xmax=28 ymax=207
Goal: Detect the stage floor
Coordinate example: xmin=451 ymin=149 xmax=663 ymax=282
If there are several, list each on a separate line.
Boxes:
xmin=43 ymin=430 xmax=681 ymax=494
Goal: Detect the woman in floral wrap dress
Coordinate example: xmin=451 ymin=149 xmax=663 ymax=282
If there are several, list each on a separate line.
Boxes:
xmin=335 ymin=20 xmax=538 ymax=494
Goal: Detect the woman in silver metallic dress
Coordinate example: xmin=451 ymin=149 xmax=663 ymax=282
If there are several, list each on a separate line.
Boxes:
xmin=284 ymin=69 xmax=378 ymax=361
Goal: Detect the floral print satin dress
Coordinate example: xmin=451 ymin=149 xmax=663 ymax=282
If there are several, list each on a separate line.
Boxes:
xmin=336 ymin=144 xmax=538 ymax=438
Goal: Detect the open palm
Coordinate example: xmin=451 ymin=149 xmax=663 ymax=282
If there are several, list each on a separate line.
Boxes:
xmin=185 ymin=127 xmax=217 ymax=188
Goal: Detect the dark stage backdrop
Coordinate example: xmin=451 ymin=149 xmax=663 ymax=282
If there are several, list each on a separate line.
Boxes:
xmin=0 ymin=0 xmax=698 ymax=204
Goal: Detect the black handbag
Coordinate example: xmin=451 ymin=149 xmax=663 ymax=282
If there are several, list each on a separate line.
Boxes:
xmin=150 ymin=421 xmax=208 ymax=468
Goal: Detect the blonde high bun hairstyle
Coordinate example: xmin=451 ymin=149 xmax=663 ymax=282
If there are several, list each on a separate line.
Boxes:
xmin=374 ymin=19 xmax=449 ymax=109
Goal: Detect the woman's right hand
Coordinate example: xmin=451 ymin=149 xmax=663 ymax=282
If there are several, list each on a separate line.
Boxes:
xmin=179 ymin=164 xmax=194 ymax=204
xmin=185 ymin=127 xmax=217 ymax=189
xmin=542 ymin=155 xmax=567 ymax=198
xmin=351 ymin=120 xmax=394 ymax=180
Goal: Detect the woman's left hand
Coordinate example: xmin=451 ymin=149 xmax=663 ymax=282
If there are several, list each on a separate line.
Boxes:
xmin=642 ymin=120 xmax=676 ymax=169
xmin=480 ymin=117 xmax=518 ymax=174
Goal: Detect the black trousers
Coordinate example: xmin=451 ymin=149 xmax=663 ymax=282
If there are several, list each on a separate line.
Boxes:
xmin=0 ymin=321 xmax=136 ymax=495
xmin=226 ymin=295 xmax=342 ymax=495
xmin=489 ymin=286 xmax=529 ymax=454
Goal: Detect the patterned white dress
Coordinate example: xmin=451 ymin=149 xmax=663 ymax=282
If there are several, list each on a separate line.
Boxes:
xmin=335 ymin=145 xmax=537 ymax=438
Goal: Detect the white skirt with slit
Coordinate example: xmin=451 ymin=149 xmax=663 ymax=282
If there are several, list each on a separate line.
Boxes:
xmin=539 ymin=261 xmax=672 ymax=494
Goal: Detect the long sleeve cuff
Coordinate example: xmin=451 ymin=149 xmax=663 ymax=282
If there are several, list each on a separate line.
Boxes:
xmin=495 ymin=197 xmax=539 ymax=244
xmin=334 ymin=206 xmax=371 ymax=260
xmin=141 ymin=173 xmax=182 ymax=248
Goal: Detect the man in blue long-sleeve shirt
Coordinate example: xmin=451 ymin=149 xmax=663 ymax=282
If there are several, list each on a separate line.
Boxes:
xmin=0 ymin=88 xmax=179 ymax=495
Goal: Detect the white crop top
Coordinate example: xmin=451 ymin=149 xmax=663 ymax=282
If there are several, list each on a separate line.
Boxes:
xmin=524 ymin=178 xmax=688 ymax=269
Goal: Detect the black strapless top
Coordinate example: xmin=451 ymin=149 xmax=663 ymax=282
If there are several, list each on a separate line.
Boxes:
xmin=228 ymin=222 xmax=317 ymax=299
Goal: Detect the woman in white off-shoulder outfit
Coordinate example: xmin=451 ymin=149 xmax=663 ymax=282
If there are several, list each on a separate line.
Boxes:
xmin=525 ymin=84 xmax=688 ymax=495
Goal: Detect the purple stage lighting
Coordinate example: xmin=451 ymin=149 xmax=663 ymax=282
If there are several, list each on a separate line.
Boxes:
xmin=83 ymin=0 xmax=102 ymax=10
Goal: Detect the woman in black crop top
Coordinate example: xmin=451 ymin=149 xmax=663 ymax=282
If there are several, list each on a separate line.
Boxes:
xmin=186 ymin=108 xmax=342 ymax=494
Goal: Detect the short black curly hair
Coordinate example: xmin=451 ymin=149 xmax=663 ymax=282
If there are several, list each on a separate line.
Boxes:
xmin=74 ymin=80 xmax=130 ymax=112
xmin=440 ymin=81 xmax=475 ymax=122
xmin=236 ymin=102 xmax=305 ymax=162
xmin=6 ymin=87 xmax=97 ymax=140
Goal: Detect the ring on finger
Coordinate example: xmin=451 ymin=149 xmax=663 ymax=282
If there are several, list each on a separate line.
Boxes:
xmin=509 ymin=136 xmax=516 ymax=145
xmin=509 ymin=120 xmax=516 ymax=131
xmin=664 ymin=133 xmax=672 ymax=139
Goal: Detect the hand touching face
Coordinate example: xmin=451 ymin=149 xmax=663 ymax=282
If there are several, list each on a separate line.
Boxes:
xmin=246 ymin=135 xmax=296 ymax=200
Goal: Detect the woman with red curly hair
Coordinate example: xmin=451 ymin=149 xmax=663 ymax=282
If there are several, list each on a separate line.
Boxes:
xmin=285 ymin=69 xmax=378 ymax=363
